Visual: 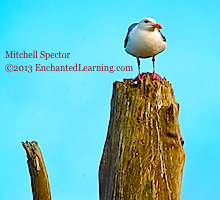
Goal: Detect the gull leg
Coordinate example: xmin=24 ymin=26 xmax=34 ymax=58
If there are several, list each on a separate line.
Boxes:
xmin=152 ymin=56 xmax=155 ymax=73
xmin=137 ymin=57 xmax=141 ymax=79
xmin=147 ymin=56 xmax=163 ymax=82
xmin=133 ymin=57 xmax=147 ymax=82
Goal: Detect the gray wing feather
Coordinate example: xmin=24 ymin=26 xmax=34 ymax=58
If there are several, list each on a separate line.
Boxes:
xmin=124 ymin=23 xmax=138 ymax=48
xmin=158 ymin=30 xmax=166 ymax=42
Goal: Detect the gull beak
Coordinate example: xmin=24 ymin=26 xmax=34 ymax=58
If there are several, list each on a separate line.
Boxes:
xmin=152 ymin=23 xmax=162 ymax=29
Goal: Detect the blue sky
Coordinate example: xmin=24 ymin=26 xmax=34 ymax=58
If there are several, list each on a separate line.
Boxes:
xmin=1 ymin=0 xmax=220 ymax=199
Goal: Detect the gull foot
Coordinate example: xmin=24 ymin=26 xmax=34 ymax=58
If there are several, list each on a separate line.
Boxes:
xmin=133 ymin=73 xmax=147 ymax=82
xmin=147 ymin=72 xmax=163 ymax=82
xmin=133 ymin=72 xmax=163 ymax=82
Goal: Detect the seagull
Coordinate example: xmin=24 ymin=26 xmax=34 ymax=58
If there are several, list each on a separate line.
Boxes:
xmin=124 ymin=17 xmax=167 ymax=82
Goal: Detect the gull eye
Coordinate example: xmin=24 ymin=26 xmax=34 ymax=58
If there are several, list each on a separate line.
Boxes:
xmin=144 ymin=19 xmax=150 ymax=23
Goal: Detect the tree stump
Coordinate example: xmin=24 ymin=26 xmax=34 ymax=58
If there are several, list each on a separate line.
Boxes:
xmin=99 ymin=74 xmax=185 ymax=200
xmin=22 ymin=141 xmax=51 ymax=200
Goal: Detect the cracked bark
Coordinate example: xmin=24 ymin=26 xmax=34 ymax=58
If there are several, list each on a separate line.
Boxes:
xmin=22 ymin=141 xmax=51 ymax=200
xmin=99 ymin=74 xmax=185 ymax=200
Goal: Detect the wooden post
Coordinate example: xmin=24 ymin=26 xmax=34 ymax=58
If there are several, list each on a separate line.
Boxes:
xmin=99 ymin=75 xmax=185 ymax=200
xmin=22 ymin=141 xmax=51 ymax=200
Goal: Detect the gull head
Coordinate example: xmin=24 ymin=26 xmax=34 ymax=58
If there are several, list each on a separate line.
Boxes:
xmin=138 ymin=17 xmax=163 ymax=31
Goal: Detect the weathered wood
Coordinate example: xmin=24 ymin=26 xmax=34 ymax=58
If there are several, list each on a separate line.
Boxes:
xmin=22 ymin=141 xmax=51 ymax=200
xmin=99 ymin=74 xmax=185 ymax=200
